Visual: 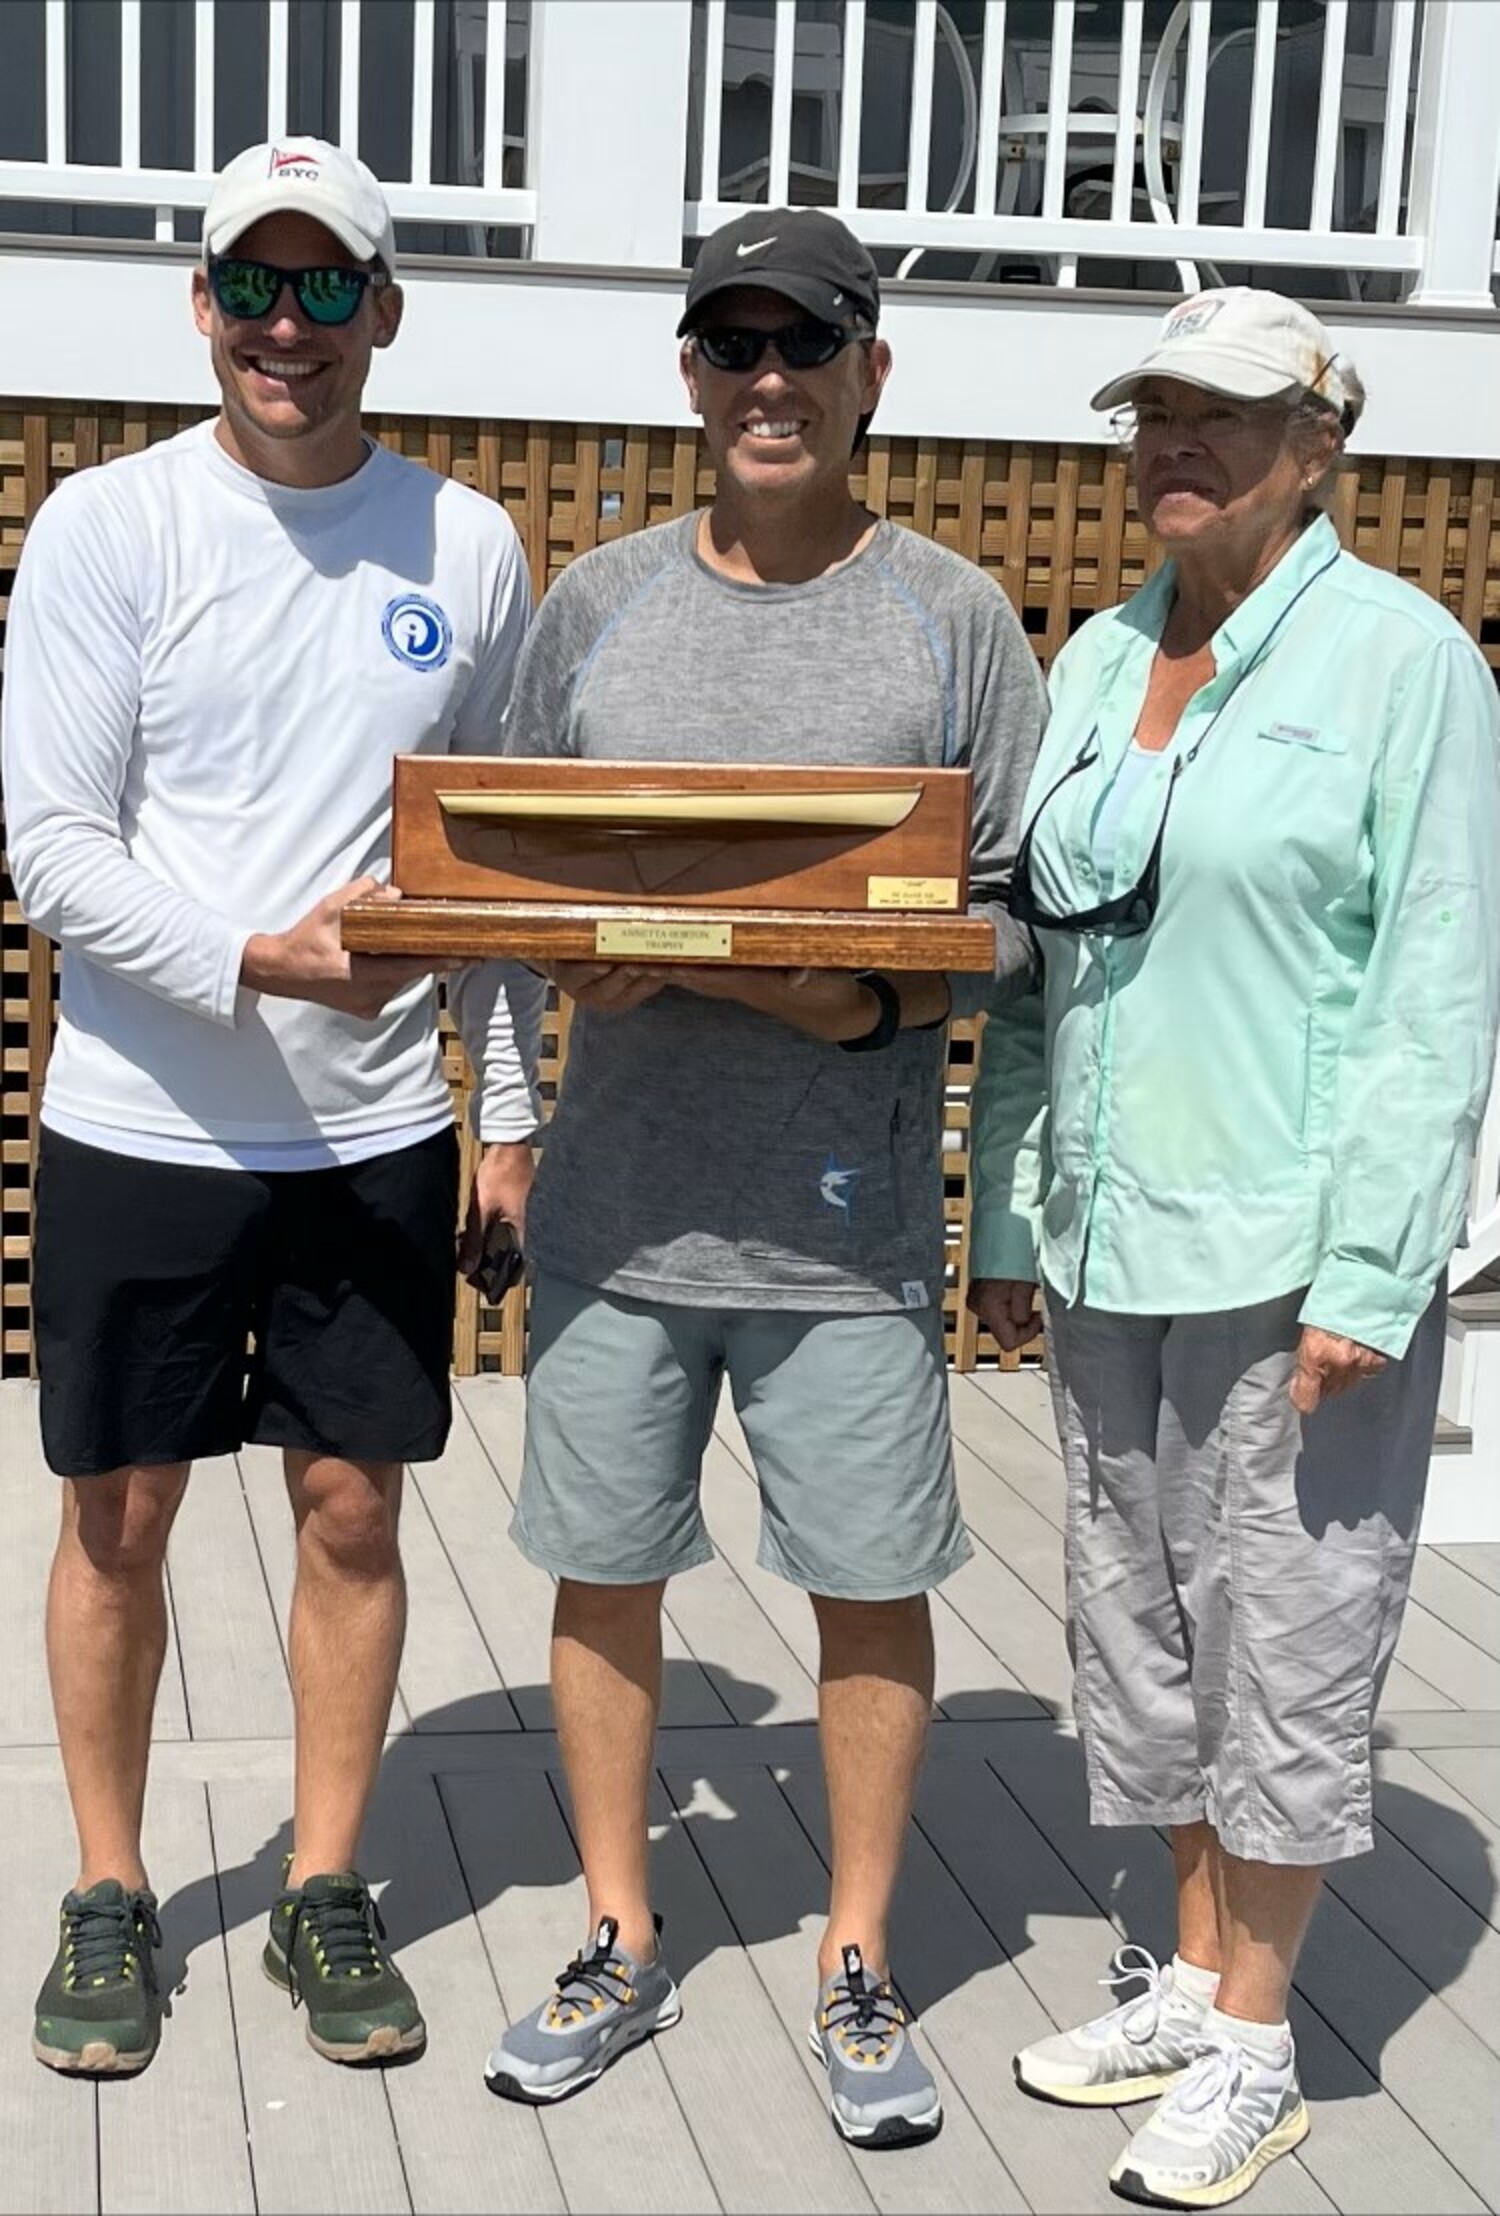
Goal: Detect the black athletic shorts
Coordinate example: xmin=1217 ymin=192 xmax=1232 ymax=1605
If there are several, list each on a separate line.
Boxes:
xmin=33 ymin=1124 xmax=460 ymax=1478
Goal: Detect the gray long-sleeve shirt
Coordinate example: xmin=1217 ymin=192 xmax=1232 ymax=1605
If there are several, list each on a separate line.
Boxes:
xmin=504 ymin=513 xmax=1047 ymax=1312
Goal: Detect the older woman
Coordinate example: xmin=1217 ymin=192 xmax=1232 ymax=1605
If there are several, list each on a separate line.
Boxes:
xmin=969 ymin=287 xmax=1500 ymax=2210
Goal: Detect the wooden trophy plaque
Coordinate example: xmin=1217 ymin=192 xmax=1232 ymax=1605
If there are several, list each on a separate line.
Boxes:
xmin=341 ymin=757 xmax=996 ymax=971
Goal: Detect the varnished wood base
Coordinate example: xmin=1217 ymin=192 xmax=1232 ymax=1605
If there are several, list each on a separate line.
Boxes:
xmin=342 ymin=898 xmax=996 ymax=972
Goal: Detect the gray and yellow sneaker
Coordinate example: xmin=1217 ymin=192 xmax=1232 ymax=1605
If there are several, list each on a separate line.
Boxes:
xmin=484 ymin=1916 xmax=680 ymax=2104
xmin=264 ymin=1867 xmax=425 ymax=2064
xmin=810 ymin=1944 xmax=942 ymax=2148
xmin=33 ymin=1880 xmax=164 ymax=2076
xmin=1015 ymin=1947 xmax=1212 ymax=2107
xmin=1111 ymin=2029 xmax=1309 ymax=2209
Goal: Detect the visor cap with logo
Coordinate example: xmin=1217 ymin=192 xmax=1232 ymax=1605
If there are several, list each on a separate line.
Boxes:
xmin=1091 ymin=286 xmax=1354 ymax=422
xmin=203 ymin=136 xmax=397 ymax=274
xmin=678 ymin=208 xmax=880 ymax=337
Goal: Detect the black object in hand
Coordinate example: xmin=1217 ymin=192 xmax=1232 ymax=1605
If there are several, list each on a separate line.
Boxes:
xmin=465 ymin=1221 xmax=525 ymax=1304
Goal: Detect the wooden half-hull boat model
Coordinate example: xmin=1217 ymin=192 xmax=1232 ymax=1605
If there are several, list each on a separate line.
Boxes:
xmin=342 ymin=757 xmax=997 ymax=971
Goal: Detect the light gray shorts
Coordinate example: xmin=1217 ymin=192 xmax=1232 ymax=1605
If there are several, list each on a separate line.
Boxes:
xmin=512 ymin=1269 xmax=973 ymax=1601
xmin=1045 ymin=1281 xmax=1445 ymax=1866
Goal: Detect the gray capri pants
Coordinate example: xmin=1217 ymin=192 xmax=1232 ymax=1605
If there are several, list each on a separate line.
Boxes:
xmin=1045 ymin=1280 xmax=1446 ymax=1866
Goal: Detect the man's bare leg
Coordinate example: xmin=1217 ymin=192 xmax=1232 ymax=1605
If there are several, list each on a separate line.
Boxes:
xmin=551 ymin=1577 xmax=665 ymax=1964
xmin=283 ymin=1451 xmax=405 ymax=1884
xmin=47 ymin=1465 xmax=190 ymax=1891
xmin=814 ymin=1592 xmax=934 ymax=1981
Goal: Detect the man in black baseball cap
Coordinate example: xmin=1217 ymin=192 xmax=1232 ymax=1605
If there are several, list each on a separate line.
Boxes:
xmin=482 ymin=201 xmax=1046 ymax=2151
xmin=677 ymin=205 xmax=881 ymax=336
xmin=678 ymin=207 xmax=883 ymax=455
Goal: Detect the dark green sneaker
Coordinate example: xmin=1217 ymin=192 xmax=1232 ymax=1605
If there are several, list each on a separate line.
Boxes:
xmin=264 ymin=1867 xmax=426 ymax=2064
xmin=33 ymin=1880 xmax=164 ymax=2076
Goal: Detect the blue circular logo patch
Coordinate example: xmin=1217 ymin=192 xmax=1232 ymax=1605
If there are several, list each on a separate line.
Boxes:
xmin=381 ymin=594 xmax=452 ymax=672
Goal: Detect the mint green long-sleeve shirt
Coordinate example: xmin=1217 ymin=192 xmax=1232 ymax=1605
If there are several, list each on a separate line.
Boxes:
xmin=969 ymin=514 xmax=1500 ymax=1359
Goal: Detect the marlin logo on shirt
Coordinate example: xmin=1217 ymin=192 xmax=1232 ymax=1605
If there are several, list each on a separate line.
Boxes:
xmin=820 ymin=1157 xmax=860 ymax=1218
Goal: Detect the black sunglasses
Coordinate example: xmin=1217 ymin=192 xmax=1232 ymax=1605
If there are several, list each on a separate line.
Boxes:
xmin=208 ymin=256 xmax=385 ymax=328
xmin=1008 ymin=740 xmax=1180 ymax=939
xmin=693 ymin=319 xmax=865 ymax=372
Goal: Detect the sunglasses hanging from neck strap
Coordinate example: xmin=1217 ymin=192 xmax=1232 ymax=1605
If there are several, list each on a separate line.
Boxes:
xmin=1008 ymin=546 xmax=1341 ymax=940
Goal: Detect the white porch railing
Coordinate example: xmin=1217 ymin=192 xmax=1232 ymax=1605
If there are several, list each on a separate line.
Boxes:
xmin=0 ymin=0 xmax=536 ymax=245
xmin=0 ymin=1 xmax=1497 ymax=312
xmin=685 ymin=0 xmax=1500 ymax=307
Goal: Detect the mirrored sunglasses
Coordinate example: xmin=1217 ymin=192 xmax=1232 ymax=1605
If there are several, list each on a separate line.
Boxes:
xmin=208 ymin=256 xmax=383 ymax=328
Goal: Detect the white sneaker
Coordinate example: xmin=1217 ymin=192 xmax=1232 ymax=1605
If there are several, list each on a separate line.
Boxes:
xmin=1109 ymin=2026 xmax=1309 ymax=2209
xmin=1014 ymin=1947 xmax=1213 ymax=2107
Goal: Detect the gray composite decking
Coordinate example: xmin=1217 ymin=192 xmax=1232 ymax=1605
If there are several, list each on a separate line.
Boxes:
xmin=1 ymin=1368 xmax=1497 ymax=2216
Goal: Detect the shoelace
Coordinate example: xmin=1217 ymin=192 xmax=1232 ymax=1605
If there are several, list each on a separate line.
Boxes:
xmin=64 ymin=1892 xmax=161 ymax=1993
xmin=285 ymin=1886 xmax=385 ymax=2008
xmin=1098 ymin=1943 xmax=1167 ymax=2043
xmin=823 ymin=1944 xmax=907 ymax=2064
xmin=1171 ymin=2036 xmax=1245 ymax=2122
xmin=545 ymin=1917 xmax=642 ymax=2029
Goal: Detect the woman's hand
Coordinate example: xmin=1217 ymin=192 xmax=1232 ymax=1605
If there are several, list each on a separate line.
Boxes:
xmin=967 ymin=1277 xmax=1041 ymax=1353
xmin=1289 ymin=1326 xmax=1387 ymax=1414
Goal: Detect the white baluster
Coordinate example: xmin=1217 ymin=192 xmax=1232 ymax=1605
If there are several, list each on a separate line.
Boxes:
xmin=1040 ymin=0 xmax=1074 ymax=220
xmin=1175 ymin=0 xmax=1208 ymax=228
xmin=700 ymin=0 xmax=725 ymax=205
xmin=768 ymin=0 xmax=795 ymax=208
xmin=1242 ymin=0 xmax=1278 ymax=230
xmin=906 ymin=0 xmax=938 ymax=214
xmin=45 ymin=0 xmax=65 ymax=165
xmin=340 ymin=0 xmax=362 ymax=151
xmin=194 ymin=0 xmax=215 ymax=174
xmin=267 ymin=0 xmax=289 ymax=141
xmin=411 ymin=0 xmax=435 ymax=187
xmin=1309 ymin=0 xmax=1347 ymax=233
xmin=1110 ymin=0 xmax=1143 ymax=224
xmin=836 ymin=0 xmax=866 ymax=211
xmin=120 ymin=0 xmax=141 ymax=169
xmin=482 ymin=0 xmax=506 ymax=189
xmin=972 ymin=0 xmax=1005 ymax=219
xmin=1376 ymin=0 xmax=1417 ymax=239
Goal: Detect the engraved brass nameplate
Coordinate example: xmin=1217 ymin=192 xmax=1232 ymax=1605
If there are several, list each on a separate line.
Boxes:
xmin=594 ymin=920 xmax=735 ymax=959
xmin=867 ymin=875 xmax=961 ymax=910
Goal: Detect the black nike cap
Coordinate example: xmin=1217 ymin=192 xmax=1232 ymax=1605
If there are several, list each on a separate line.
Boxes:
xmin=677 ymin=207 xmax=881 ymax=337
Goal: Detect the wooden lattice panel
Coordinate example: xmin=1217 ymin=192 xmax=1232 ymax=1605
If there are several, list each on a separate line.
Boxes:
xmin=2 ymin=403 xmax=1496 ymax=1375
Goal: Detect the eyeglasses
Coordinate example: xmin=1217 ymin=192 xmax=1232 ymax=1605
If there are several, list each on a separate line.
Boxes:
xmin=1009 ymin=742 xmax=1180 ymax=939
xmin=692 ymin=319 xmax=866 ymax=373
xmin=1108 ymin=398 xmax=1283 ymax=448
xmin=207 ymin=256 xmax=385 ymax=328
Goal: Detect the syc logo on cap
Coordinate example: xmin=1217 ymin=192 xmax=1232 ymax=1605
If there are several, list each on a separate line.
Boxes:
xmin=267 ymin=145 xmax=323 ymax=181
xmin=382 ymin=594 xmax=452 ymax=673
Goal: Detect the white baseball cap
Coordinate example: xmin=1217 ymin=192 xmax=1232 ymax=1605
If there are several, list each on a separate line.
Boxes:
xmin=1092 ymin=288 xmax=1351 ymax=419
xmin=202 ymin=137 xmax=397 ymax=273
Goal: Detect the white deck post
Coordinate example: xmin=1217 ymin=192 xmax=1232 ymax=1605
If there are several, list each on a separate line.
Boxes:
xmin=527 ymin=0 xmax=694 ymax=266
xmin=1405 ymin=0 xmax=1500 ymax=310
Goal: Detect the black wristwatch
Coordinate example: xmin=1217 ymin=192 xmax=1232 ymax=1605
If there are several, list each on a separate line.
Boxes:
xmin=839 ymin=970 xmax=902 ymax=1053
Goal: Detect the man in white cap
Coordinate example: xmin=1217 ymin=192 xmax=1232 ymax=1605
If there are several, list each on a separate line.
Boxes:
xmin=3 ymin=137 xmax=540 ymax=2074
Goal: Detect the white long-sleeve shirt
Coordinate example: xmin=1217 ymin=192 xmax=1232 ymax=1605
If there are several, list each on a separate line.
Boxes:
xmin=2 ymin=421 xmax=541 ymax=1163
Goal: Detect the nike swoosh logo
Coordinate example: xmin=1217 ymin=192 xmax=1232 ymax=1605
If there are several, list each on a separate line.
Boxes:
xmin=735 ymin=237 xmax=777 ymax=257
